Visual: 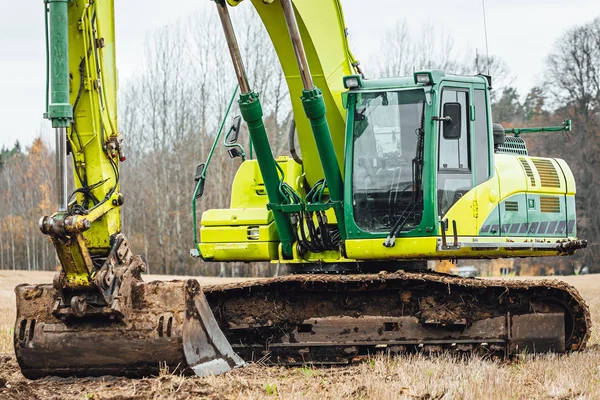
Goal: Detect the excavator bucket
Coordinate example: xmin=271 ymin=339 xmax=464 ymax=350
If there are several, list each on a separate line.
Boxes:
xmin=14 ymin=277 xmax=244 ymax=379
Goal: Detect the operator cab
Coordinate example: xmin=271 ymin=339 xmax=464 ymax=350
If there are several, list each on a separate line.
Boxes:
xmin=343 ymin=71 xmax=493 ymax=241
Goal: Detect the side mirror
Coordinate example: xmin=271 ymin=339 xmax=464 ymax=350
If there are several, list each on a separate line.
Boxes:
xmin=493 ymin=123 xmax=505 ymax=149
xmin=227 ymin=115 xmax=242 ymax=144
xmin=228 ymin=148 xmax=242 ymax=159
xmin=194 ymin=163 xmax=206 ymax=199
xmin=442 ymin=102 xmax=462 ymax=139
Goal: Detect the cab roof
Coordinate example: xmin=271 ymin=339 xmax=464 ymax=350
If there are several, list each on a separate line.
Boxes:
xmin=355 ymin=70 xmax=489 ymax=91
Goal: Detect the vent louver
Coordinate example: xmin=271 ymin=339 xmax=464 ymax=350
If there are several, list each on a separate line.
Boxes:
xmin=531 ymin=158 xmax=561 ymax=188
xmin=519 ymin=158 xmax=536 ymax=187
xmin=540 ymin=196 xmax=561 ymax=213
xmin=496 ymin=136 xmax=528 ymax=155
xmin=505 ymin=201 xmax=519 ymax=212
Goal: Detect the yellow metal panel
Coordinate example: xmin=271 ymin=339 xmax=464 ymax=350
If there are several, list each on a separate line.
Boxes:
xmin=434 ymin=236 xmax=567 ymax=258
xmin=249 ymin=0 xmax=354 ymax=186
xmin=468 ymin=155 xmax=572 ymax=230
xmin=497 ymin=155 xmax=566 ymax=198
xmin=473 ymin=174 xmax=501 ymax=233
xmin=199 ymin=242 xmax=279 ymax=261
xmin=345 ymin=237 xmax=439 ymax=260
xmin=529 ymin=157 xmax=566 ymax=194
xmin=495 ymin=155 xmax=529 ymax=199
xmin=442 ymin=186 xmax=478 ymax=236
xmin=201 ymin=222 xmax=278 ymax=243
xmin=554 ymin=158 xmax=576 ymax=195
xmin=201 ymin=208 xmax=273 ymax=226
xmin=346 ymin=237 xmax=564 ymax=260
xmin=229 ymin=157 xmax=305 ymax=209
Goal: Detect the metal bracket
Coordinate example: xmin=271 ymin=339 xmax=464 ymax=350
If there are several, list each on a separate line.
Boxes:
xmin=440 ymin=219 xmax=460 ymax=250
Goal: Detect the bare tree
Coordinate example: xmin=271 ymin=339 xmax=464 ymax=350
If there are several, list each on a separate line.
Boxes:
xmin=542 ymin=17 xmax=600 ymax=270
xmin=370 ymin=20 xmax=467 ymax=78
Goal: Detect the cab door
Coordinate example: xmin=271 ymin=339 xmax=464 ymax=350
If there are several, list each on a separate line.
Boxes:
xmin=436 ymin=86 xmax=477 ymax=236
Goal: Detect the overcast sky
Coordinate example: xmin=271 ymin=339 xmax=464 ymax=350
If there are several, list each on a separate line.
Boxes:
xmin=1 ymin=0 xmax=599 ymax=149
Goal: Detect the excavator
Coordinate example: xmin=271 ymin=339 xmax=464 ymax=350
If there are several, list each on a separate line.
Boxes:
xmin=14 ymin=0 xmax=591 ymax=379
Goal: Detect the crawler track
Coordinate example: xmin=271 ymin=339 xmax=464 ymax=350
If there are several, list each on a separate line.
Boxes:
xmin=203 ymin=272 xmax=591 ymax=364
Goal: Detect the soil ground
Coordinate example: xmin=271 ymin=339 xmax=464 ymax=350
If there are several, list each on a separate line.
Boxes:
xmin=0 ymin=270 xmax=598 ymax=400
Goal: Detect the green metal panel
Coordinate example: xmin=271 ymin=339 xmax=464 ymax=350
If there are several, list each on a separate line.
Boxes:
xmin=480 ymin=194 xmax=572 ymax=238
xmin=566 ymin=195 xmax=577 ymax=236
xmin=500 ymin=194 xmax=528 ymax=235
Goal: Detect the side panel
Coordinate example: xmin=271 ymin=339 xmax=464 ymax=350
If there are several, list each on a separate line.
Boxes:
xmin=199 ymin=157 xmax=304 ymax=261
xmin=478 ymin=155 xmax=574 ymax=238
xmin=474 ymin=175 xmax=501 ymax=236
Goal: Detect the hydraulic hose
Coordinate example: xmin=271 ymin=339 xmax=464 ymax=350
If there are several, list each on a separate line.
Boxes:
xmin=288 ymin=118 xmax=302 ymax=165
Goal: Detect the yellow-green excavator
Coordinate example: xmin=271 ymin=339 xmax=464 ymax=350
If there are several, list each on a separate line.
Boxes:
xmin=14 ymin=0 xmax=590 ymax=378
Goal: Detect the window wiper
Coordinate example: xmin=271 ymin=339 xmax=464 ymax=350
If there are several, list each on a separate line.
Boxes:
xmin=383 ymin=102 xmax=425 ymax=247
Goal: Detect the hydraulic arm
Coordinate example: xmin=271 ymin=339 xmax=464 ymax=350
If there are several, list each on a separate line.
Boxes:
xmin=15 ymin=0 xmax=244 ymax=379
xmin=214 ymin=0 xmax=297 ymax=258
xmin=40 ymin=0 xmax=125 ymax=306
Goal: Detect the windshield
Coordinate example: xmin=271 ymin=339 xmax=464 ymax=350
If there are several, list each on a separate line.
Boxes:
xmin=352 ymin=90 xmax=425 ymax=232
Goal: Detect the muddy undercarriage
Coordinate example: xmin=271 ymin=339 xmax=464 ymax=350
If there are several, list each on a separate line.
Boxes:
xmin=14 ymin=270 xmax=591 ymax=379
xmin=204 ymin=272 xmax=591 ymax=365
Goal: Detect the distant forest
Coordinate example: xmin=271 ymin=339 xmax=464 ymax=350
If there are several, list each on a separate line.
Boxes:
xmin=1 ymin=11 xmax=598 ymax=276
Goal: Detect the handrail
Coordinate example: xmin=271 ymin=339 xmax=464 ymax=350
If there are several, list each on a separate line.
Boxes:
xmin=505 ymin=119 xmax=571 ymax=137
xmin=192 ymin=84 xmax=239 ymax=253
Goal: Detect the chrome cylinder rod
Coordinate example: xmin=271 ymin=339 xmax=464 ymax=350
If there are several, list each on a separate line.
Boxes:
xmin=55 ymin=127 xmax=68 ymax=211
xmin=215 ymin=1 xmax=251 ymax=94
xmin=280 ymin=0 xmax=314 ymax=91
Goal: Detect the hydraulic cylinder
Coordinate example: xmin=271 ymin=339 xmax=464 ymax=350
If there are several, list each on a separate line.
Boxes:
xmin=279 ymin=0 xmax=346 ymax=237
xmin=215 ymin=0 xmax=296 ymax=258
xmin=46 ymin=0 xmax=73 ymax=128
xmin=46 ymin=0 xmax=73 ymax=211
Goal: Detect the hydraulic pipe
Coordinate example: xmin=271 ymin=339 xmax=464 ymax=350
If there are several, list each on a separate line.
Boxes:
xmin=279 ymin=0 xmax=347 ymax=238
xmin=214 ymin=0 xmax=297 ymax=258
xmin=215 ymin=1 xmax=250 ymax=95
xmin=46 ymin=0 xmax=73 ymax=211
xmin=279 ymin=0 xmax=313 ymax=91
xmin=55 ymin=127 xmax=68 ymax=211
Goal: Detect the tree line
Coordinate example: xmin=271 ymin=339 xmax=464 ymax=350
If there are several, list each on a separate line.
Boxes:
xmin=1 ymin=12 xmax=598 ymax=275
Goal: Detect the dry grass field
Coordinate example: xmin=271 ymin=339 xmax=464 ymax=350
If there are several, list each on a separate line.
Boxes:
xmin=0 ymin=270 xmax=598 ymax=399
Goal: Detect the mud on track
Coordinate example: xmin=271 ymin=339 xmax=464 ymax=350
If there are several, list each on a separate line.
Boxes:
xmin=1 ymin=271 xmax=600 ymax=399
